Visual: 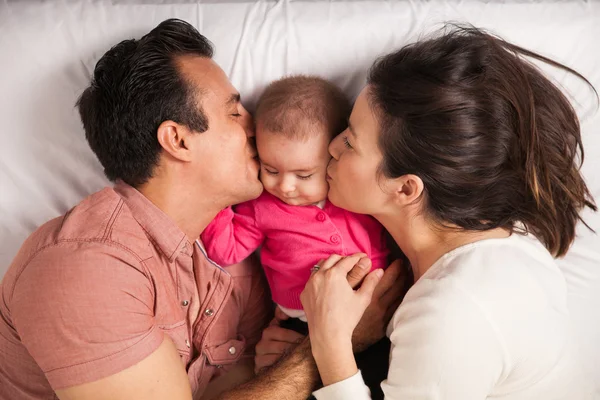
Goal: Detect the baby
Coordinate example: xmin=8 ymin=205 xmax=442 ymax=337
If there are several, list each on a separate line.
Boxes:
xmin=201 ymin=75 xmax=389 ymax=322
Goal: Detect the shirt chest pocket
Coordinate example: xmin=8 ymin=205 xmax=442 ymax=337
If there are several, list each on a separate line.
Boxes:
xmin=159 ymin=320 xmax=191 ymax=366
xmin=203 ymin=335 xmax=246 ymax=368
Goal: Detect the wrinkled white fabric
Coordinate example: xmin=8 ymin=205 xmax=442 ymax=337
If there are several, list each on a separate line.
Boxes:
xmin=1 ymin=0 xmax=599 ymax=395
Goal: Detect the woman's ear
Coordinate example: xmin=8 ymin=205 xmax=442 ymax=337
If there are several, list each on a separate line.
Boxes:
xmin=391 ymin=174 xmax=424 ymax=206
xmin=157 ymin=120 xmax=194 ymax=162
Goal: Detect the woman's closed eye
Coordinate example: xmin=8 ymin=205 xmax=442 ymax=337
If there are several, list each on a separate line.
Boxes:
xmin=343 ymin=136 xmax=353 ymax=149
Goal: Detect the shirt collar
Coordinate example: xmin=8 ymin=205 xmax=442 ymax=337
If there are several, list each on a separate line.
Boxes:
xmin=113 ymin=180 xmax=191 ymax=261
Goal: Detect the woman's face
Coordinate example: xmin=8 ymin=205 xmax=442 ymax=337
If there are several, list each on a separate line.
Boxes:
xmin=327 ymin=87 xmax=391 ymax=215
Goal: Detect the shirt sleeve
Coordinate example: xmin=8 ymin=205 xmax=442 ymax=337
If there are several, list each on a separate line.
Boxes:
xmin=380 ymin=278 xmax=505 ymax=399
xmin=313 ymin=371 xmax=371 ymax=400
xmin=200 ymin=202 xmax=266 ymax=266
xmin=10 ymin=242 xmax=164 ymax=390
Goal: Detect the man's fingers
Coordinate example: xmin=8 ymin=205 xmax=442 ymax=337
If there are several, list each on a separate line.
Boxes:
xmin=383 ymin=296 xmax=404 ymax=324
xmin=357 ymin=269 xmax=384 ymax=300
xmin=373 ymin=259 xmax=403 ymax=297
xmin=262 ymin=325 xmax=305 ymax=344
xmin=255 ymin=354 xmax=285 ymax=373
xmin=274 ymin=306 xmax=289 ymax=322
xmin=381 ymin=271 xmax=408 ymax=304
xmin=347 ymin=257 xmax=372 ymax=289
xmin=255 ymin=339 xmax=296 ymax=356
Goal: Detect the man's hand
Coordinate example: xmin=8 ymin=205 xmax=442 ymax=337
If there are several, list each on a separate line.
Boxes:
xmin=214 ymin=338 xmax=319 ymax=400
xmin=348 ymin=259 xmax=409 ymax=352
xmin=254 ymin=307 xmax=305 ymax=374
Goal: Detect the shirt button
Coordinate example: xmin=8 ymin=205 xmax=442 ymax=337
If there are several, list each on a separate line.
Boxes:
xmin=181 ymin=300 xmax=189 ymax=307
xmin=204 ymin=308 xmax=214 ymax=317
xmin=316 ymin=212 xmax=326 ymax=222
xmin=185 ymin=340 xmax=190 ymax=348
xmin=330 ymin=235 xmax=340 ymax=244
xmin=228 ymin=346 xmax=236 ymax=355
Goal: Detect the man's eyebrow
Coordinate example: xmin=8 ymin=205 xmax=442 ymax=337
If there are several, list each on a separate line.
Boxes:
xmin=226 ymin=93 xmax=241 ymax=106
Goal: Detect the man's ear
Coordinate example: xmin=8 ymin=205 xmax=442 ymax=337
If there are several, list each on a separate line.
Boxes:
xmin=390 ymin=174 xmax=424 ymax=206
xmin=157 ymin=120 xmax=194 ymax=162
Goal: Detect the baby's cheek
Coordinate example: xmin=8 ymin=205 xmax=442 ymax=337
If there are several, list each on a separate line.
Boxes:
xmin=259 ymin=171 xmax=272 ymax=186
xmin=314 ymin=179 xmax=330 ymax=199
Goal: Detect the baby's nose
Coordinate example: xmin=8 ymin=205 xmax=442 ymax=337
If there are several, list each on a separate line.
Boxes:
xmin=279 ymin=179 xmax=295 ymax=193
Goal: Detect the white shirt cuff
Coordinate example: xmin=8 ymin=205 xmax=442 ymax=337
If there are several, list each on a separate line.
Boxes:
xmin=312 ymin=371 xmax=371 ymax=400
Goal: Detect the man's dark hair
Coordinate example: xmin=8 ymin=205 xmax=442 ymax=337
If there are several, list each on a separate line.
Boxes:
xmin=77 ymin=18 xmax=214 ymax=187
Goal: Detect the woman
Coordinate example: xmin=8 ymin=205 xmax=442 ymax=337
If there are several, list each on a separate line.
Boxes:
xmin=301 ymin=26 xmax=597 ymax=399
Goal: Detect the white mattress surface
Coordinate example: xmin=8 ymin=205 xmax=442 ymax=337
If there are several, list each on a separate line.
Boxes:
xmin=1 ymin=0 xmax=599 ymax=395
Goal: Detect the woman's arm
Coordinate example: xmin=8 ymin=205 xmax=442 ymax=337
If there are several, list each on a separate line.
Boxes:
xmin=301 ymin=255 xmax=406 ymax=399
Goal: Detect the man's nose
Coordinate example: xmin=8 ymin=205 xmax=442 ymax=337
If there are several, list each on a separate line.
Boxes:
xmin=241 ymin=106 xmax=255 ymax=138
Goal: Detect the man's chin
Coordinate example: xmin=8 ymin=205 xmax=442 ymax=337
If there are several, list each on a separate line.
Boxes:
xmin=248 ymin=180 xmax=264 ymax=200
xmin=233 ymin=179 xmax=263 ymax=205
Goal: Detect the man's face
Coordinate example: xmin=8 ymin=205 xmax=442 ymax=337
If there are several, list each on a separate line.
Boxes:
xmin=178 ymin=56 xmax=262 ymax=206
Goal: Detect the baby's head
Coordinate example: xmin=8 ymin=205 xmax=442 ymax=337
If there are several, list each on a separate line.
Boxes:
xmin=255 ymin=75 xmax=350 ymax=206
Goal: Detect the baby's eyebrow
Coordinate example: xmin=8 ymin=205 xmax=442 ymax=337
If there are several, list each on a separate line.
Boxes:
xmin=259 ymin=158 xmax=318 ymax=173
xmin=291 ymin=167 xmax=318 ymax=173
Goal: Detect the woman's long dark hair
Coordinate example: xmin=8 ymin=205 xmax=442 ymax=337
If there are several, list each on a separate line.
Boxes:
xmin=368 ymin=25 xmax=597 ymax=257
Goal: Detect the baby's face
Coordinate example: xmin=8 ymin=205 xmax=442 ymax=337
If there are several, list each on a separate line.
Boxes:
xmin=256 ymin=127 xmax=330 ymax=206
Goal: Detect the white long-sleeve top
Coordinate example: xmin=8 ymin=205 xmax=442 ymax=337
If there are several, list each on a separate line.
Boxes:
xmin=313 ymin=233 xmax=592 ymax=400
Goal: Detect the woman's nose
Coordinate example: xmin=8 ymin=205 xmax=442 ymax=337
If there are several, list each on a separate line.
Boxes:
xmin=329 ymin=133 xmax=342 ymax=160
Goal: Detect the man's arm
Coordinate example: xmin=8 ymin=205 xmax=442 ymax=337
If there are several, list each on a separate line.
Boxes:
xmin=214 ymin=339 xmax=320 ymax=400
xmin=11 ymin=243 xmax=190 ymax=400
xmin=56 ymin=337 xmax=193 ymax=400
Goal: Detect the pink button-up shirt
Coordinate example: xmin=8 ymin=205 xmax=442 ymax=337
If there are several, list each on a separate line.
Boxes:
xmin=0 ymin=182 xmax=271 ymax=399
xmin=201 ymin=191 xmax=389 ymax=310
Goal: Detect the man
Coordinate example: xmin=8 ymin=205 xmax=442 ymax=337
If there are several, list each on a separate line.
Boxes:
xmin=0 ymin=19 xmax=402 ymax=400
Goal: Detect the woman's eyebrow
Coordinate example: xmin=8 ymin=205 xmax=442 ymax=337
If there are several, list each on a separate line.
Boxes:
xmin=348 ymin=120 xmax=358 ymax=138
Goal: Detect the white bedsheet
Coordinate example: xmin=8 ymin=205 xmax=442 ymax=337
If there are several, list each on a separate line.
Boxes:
xmin=1 ymin=0 xmax=599 ymax=395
